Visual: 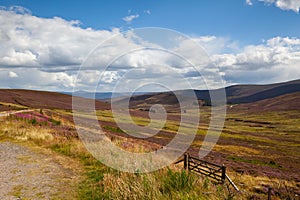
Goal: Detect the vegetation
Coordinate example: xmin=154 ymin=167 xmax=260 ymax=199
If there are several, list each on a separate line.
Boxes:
xmin=0 ymin=106 xmax=299 ymax=199
xmin=0 ymin=110 xmax=235 ymax=199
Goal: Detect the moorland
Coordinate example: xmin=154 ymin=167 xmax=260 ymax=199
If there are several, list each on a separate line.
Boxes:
xmin=0 ymin=79 xmax=299 ymax=199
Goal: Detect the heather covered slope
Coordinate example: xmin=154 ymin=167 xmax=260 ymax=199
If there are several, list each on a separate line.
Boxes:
xmin=117 ymin=79 xmax=300 ymax=111
xmin=226 ymin=79 xmax=300 ymax=104
xmin=0 ymin=89 xmax=109 ymax=110
xmin=231 ymin=91 xmax=300 ymax=112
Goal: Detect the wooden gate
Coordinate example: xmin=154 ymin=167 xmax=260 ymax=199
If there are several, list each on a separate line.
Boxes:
xmin=175 ymin=153 xmax=239 ymax=191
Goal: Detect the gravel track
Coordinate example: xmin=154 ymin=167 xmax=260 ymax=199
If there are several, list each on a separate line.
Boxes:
xmin=0 ymin=141 xmax=80 ymax=200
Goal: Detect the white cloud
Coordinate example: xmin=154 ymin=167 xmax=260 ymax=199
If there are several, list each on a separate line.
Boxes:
xmin=0 ymin=7 xmax=299 ymax=92
xmin=212 ymin=37 xmax=300 ymax=84
xmin=246 ymin=0 xmax=253 ymax=5
xmin=122 ymin=14 xmax=139 ymax=23
xmin=8 ymin=71 xmax=18 ymax=78
xmin=192 ymin=36 xmax=238 ymax=55
xmin=0 ymin=68 xmax=75 ymax=90
xmin=0 ymin=8 xmax=120 ymax=69
xmin=274 ymin=0 xmax=300 ymax=12
xmin=0 ymin=8 xmax=123 ymax=91
xmin=246 ymin=0 xmax=300 ymax=12
xmin=144 ymin=10 xmax=151 ymax=15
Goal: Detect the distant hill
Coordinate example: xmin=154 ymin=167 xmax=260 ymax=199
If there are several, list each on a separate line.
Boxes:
xmin=0 ymin=89 xmax=109 ymax=110
xmin=115 ymin=79 xmax=300 ymax=111
xmin=1 ymin=79 xmax=299 ymax=112
xmin=63 ymin=79 xmax=300 ymax=104
xmin=225 ymin=79 xmax=300 ymax=104
xmin=189 ymin=79 xmax=300 ymax=104
xmin=231 ymin=91 xmax=300 ymax=112
xmin=63 ymin=91 xmax=149 ymax=100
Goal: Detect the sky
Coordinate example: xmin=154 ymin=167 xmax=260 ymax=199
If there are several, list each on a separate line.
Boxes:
xmin=0 ymin=0 xmax=300 ymax=92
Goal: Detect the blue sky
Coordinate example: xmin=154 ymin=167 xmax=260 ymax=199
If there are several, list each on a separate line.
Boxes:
xmin=0 ymin=0 xmax=300 ymax=91
xmin=2 ymin=0 xmax=299 ymax=45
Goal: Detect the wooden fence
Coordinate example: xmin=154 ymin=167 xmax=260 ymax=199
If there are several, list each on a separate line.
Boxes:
xmin=175 ymin=153 xmax=239 ymax=191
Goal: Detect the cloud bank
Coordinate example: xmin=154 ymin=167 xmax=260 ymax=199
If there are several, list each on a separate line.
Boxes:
xmin=0 ymin=7 xmax=299 ymax=91
xmin=212 ymin=37 xmax=300 ymax=84
xmin=246 ymin=0 xmax=300 ymax=12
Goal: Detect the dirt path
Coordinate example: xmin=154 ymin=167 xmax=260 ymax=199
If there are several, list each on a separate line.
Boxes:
xmin=0 ymin=141 xmax=81 ymax=200
xmin=0 ymin=110 xmax=34 ymax=117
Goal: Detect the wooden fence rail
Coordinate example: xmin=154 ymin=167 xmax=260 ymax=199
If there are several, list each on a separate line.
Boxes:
xmin=175 ymin=153 xmax=239 ymax=191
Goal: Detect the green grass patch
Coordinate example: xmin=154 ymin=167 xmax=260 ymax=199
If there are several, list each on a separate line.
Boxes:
xmin=162 ymin=168 xmax=194 ymax=194
xmin=227 ymin=156 xmax=282 ymax=168
xmin=49 ymin=118 xmax=61 ymax=126
xmin=101 ymin=125 xmax=124 ymax=133
xmin=50 ymin=143 xmax=72 ymax=157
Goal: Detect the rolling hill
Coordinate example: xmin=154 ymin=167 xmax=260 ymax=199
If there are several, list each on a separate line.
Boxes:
xmin=231 ymin=91 xmax=300 ymax=112
xmin=225 ymin=79 xmax=300 ymax=104
xmin=64 ymin=91 xmax=149 ymax=100
xmin=0 ymin=89 xmax=109 ymax=111
xmin=114 ymin=79 xmax=300 ymax=111
xmin=1 ymin=79 xmax=299 ymax=112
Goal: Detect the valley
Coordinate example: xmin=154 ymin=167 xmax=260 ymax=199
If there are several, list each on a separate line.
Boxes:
xmin=0 ymin=79 xmax=299 ymax=199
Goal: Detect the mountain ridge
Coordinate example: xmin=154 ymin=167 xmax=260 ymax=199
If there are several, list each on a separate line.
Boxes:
xmin=114 ymin=79 xmax=300 ymax=111
xmin=1 ymin=79 xmax=299 ymax=112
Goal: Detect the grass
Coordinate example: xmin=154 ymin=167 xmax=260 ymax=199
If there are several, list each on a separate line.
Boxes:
xmin=0 ymin=101 xmax=29 ymax=109
xmin=228 ymin=172 xmax=299 ymax=200
xmin=227 ymin=156 xmax=282 ymax=169
xmin=50 ymin=143 xmax=73 ymax=157
xmin=49 ymin=118 xmax=61 ymax=126
xmin=102 ymin=125 xmax=125 ymax=133
xmin=1 ymin=108 xmax=299 ymax=199
xmin=213 ymin=145 xmax=260 ymax=156
xmin=98 ymin=167 xmax=237 ymax=200
xmin=9 ymin=185 xmax=24 ymax=198
xmin=0 ymin=113 xmax=238 ymax=199
xmin=96 ymin=109 xmax=300 ymax=158
xmin=162 ymin=168 xmax=193 ymax=194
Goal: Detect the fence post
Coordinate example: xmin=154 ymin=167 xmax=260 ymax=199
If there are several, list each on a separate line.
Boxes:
xmin=268 ymin=187 xmax=271 ymax=200
xmin=184 ymin=153 xmax=189 ymax=170
xmin=221 ymin=165 xmax=226 ymax=183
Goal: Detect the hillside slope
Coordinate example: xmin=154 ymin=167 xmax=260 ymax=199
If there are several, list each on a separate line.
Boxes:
xmin=118 ymin=79 xmax=300 ymax=111
xmin=226 ymin=79 xmax=300 ymax=103
xmin=231 ymin=91 xmax=300 ymax=112
xmin=0 ymin=89 xmax=108 ymax=110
